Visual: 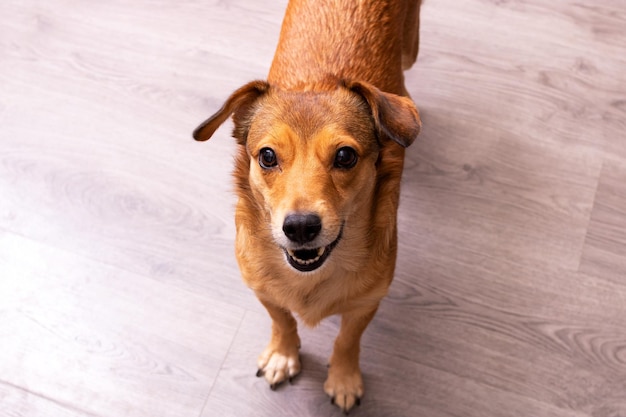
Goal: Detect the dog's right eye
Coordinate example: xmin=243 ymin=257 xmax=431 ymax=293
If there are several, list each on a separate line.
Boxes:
xmin=334 ymin=146 xmax=358 ymax=169
xmin=259 ymin=147 xmax=278 ymax=169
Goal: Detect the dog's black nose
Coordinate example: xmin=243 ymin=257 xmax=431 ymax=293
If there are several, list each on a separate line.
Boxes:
xmin=283 ymin=213 xmax=322 ymax=244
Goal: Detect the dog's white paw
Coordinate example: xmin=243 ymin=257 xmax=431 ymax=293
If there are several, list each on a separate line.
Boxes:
xmin=256 ymin=345 xmax=301 ymax=389
xmin=324 ymin=365 xmax=363 ymax=413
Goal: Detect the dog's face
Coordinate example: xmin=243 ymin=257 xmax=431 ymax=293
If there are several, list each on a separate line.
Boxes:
xmin=243 ymin=89 xmax=380 ymax=272
xmin=194 ymin=80 xmax=421 ymax=274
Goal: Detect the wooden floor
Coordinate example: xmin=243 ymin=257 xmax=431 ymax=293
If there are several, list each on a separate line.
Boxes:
xmin=1 ymin=0 xmax=625 ymax=416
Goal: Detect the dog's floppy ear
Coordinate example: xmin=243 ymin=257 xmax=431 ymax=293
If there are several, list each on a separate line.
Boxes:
xmin=345 ymin=80 xmax=421 ymax=148
xmin=193 ymin=80 xmax=269 ymax=142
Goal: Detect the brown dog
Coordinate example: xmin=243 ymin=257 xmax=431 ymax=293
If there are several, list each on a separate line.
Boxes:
xmin=193 ymin=0 xmax=422 ymax=412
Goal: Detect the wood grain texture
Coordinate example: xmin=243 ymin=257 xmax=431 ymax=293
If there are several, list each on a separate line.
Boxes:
xmin=1 ymin=0 xmax=626 ymax=416
xmin=0 ymin=232 xmax=245 ymax=417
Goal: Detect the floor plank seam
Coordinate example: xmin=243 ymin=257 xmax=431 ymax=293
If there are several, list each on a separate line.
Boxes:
xmin=0 ymin=378 xmax=104 ymax=417
xmin=197 ymin=308 xmax=249 ymax=417
xmin=575 ymin=159 xmax=604 ymax=273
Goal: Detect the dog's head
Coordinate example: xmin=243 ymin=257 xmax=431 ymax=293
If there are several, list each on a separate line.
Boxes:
xmin=194 ymin=79 xmax=420 ymax=273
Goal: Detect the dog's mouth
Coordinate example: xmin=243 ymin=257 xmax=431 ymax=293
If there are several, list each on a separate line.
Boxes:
xmin=283 ymin=227 xmax=343 ymax=273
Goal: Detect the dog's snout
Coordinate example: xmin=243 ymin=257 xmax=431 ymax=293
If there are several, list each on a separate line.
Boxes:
xmin=283 ymin=213 xmax=322 ymax=244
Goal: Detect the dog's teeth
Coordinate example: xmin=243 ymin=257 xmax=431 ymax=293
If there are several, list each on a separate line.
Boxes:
xmin=289 ymin=251 xmax=322 ymax=264
xmin=286 ymin=246 xmax=329 ymax=266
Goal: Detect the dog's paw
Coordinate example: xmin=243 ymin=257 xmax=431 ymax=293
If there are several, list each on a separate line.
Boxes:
xmin=256 ymin=345 xmax=301 ymax=389
xmin=324 ymin=365 xmax=363 ymax=413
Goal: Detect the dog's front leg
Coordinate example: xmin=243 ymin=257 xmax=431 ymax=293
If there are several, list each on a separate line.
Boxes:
xmin=256 ymin=297 xmax=302 ymax=389
xmin=324 ymin=305 xmax=379 ymax=413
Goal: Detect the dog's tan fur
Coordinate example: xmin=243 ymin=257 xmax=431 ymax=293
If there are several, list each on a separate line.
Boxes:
xmin=194 ymin=0 xmax=422 ymax=412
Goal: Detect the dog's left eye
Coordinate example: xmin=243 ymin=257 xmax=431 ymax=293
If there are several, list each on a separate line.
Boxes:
xmin=334 ymin=147 xmax=358 ymax=169
xmin=259 ymin=147 xmax=278 ymax=169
